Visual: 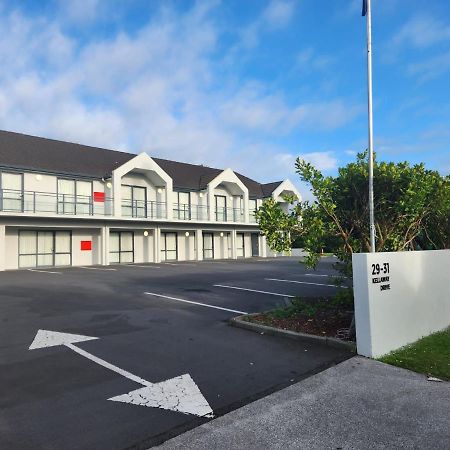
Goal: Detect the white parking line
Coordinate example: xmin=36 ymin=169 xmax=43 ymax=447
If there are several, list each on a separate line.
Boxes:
xmin=144 ymin=292 xmax=247 ymax=315
xmin=162 ymin=263 xmax=182 ymax=266
xmin=266 ymin=278 xmax=348 ymax=288
xmin=213 ymin=284 xmax=295 ymax=298
xmin=80 ymin=267 xmax=117 ymax=271
xmin=27 ymin=269 xmax=62 ymax=274
xmin=125 ymin=265 xmax=162 ymax=269
xmin=304 ymin=273 xmax=333 ymax=277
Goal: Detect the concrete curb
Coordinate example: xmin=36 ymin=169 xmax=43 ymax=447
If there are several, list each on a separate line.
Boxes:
xmin=230 ymin=314 xmax=356 ymax=352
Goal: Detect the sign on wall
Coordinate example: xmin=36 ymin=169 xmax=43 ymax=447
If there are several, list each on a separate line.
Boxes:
xmin=80 ymin=241 xmax=92 ymax=251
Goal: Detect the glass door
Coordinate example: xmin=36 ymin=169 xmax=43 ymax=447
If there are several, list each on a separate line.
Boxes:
xmin=1 ymin=173 xmax=23 ymax=212
xmin=236 ymin=233 xmax=245 ymax=258
xmin=161 ymin=232 xmax=178 ymax=261
xmin=215 ymin=195 xmax=227 ymax=221
xmin=110 ymin=231 xmax=134 ymax=263
xmin=203 ymin=233 xmax=214 ymax=259
xmin=58 ymin=179 xmax=76 ymax=214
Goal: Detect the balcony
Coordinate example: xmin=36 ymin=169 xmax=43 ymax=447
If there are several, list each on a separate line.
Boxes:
xmin=173 ymin=203 xmax=209 ymax=221
xmin=0 ymin=189 xmax=114 ymax=216
xmin=215 ymin=207 xmax=244 ymax=223
xmin=121 ymin=199 xmax=166 ymax=219
xmin=249 ymin=212 xmax=257 ymax=223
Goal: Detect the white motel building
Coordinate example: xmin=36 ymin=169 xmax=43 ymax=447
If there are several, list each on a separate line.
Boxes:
xmin=0 ymin=130 xmax=300 ymax=271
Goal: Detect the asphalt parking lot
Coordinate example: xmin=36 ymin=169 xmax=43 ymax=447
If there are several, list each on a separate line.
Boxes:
xmin=0 ymin=257 xmax=352 ymax=449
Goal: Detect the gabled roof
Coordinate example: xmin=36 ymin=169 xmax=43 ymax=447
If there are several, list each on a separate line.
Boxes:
xmin=261 ymin=181 xmax=283 ymax=197
xmin=0 ymin=129 xmax=134 ymax=178
xmin=0 ymin=129 xmax=283 ymax=197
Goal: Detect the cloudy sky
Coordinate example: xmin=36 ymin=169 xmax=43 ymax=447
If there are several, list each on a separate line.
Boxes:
xmin=0 ymin=0 xmax=449 ymax=197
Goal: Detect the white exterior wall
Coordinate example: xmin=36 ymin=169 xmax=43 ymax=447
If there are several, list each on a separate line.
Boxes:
xmin=353 ymin=250 xmax=450 ymax=358
xmin=175 ymin=232 xmax=196 ymax=261
xmin=72 ymin=229 xmax=101 ymax=266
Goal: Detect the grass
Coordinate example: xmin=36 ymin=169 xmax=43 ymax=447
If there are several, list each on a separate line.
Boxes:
xmin=379 ymin=327 xmax=450 ymax=381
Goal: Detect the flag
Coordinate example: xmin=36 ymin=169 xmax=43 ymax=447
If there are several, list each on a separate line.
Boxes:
xmin=362 ymin=0 xmax=367 ymax=16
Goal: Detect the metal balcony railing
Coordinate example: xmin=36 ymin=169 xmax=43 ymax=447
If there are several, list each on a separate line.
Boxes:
xmin=0 ymin=189 xmax=114 ymax=216
xmin=215 ymin=207 xmax=245 ymax=222
xmin=121 ymin=199 xmax=166 ymax=219
xmin=173 ymin=203 xmax=209 ymax=221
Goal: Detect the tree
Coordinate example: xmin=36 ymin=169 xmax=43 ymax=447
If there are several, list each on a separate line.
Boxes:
xmin=256 ymin=152 xmax=450 ymax=276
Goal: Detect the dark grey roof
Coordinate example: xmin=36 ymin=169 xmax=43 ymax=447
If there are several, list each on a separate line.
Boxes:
xmin=261 ymin=181 xmax=283 ymax=197
xmin=0 ymin=129 xmax=281 ymax=197
xmin=0 ymin=129 xmax=134 ymax=178
xmin=152 ymin=157 xmax=223 ymax=191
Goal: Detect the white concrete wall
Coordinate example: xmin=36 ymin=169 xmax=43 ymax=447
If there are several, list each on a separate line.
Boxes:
xmin=353 ymin=250 xmax=450 ymax=358
xmin=176 ymin=232 xmax=196 ymax=261
xmin=72 ymin=229 xmax=101 ymax=266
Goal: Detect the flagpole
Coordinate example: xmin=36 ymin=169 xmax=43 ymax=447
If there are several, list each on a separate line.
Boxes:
xmin=365 ymin=0 xmax=376 ymax=252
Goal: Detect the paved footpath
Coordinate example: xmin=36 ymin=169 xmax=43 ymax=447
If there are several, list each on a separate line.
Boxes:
xmin=157 ymin=356 xmax=450 ymax=450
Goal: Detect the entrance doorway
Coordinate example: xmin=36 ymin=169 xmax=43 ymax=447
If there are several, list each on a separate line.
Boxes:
xmin=251 ymin=233 xmax=259 ymax=257
xmin=110 ymin=231 xmax=134 ymax=263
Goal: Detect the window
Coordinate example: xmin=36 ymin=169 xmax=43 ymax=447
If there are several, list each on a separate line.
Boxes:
xmin=122 ymin=185 xmax=147 ymax=218
xmin=110 ymin=231 xmax=134 ymax=263
xmin=203 ymin=233 xmax=214 ymax=259
xmin=19 ymin=230 xmax=72 ymax=268
xmin=249 ymin=199 xmax=257 ymax=222
xmin=58 ymin=179 xmax=93 ymax=215
xmin=215 ymin=195 xmax=227 ymax=221
xmin=161 ymin=232 xmax=178 ymax=261
xmin=1 ymin=172 xmax=23 ymax=212
xmin=175 ymin=192 xmax=191 ymax=220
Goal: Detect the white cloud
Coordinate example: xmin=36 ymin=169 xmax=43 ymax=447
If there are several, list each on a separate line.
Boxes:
xmin=0 ymin=1 xmax=358 ymax=186
xmin=262 ymin=0 xmax=296 ymax=29
xmin=57 ymin=0 xmax=101 ymax=24
xmin=297 ymin=151 xmax=338 ymax=171
xmin=296 ymin=48 xmax=334 ymax=71
xmin=237 ymin=0 xmax=297 ymax=50
xmin=407 ymin=50 xmax=450 ymax=82
xmin=392 ymin=15 xmax=450 ymax=49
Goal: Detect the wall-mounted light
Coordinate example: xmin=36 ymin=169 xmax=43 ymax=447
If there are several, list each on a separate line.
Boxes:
xmin=185 ymin=231 xmax=190 ymax=237
xmin=35 ymin=174 xmax=42 ymax=181
xmin=157 ymin=188 xmax=163 ymax=194
xmin=143 ymin=230 xmax=149 ymax=237
xmin=199 ymin=192 xmax=203 ymax=198
xmin=220 ymin=232 xmax=224 ymax=237
xmin=106 ymin=182 xmax=112 ymax=189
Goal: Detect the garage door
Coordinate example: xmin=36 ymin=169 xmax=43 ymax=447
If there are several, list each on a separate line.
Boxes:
xmin=19 ymin=230 xmax=72 ymax=268
xmin=110 ymin=231 xmax=134 ymax=263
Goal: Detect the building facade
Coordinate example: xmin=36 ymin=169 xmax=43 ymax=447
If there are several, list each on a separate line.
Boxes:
xmin=0 ymin=130 xmax=300 ymax=271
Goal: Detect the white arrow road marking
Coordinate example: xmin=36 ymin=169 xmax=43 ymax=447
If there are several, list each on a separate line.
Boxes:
xmin=29 ymin=330 xmax=213 ymax=418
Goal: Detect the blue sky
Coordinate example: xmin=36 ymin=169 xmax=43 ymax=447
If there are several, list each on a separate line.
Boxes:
xmin=0 ymin=0 xmax=449 ymax=198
